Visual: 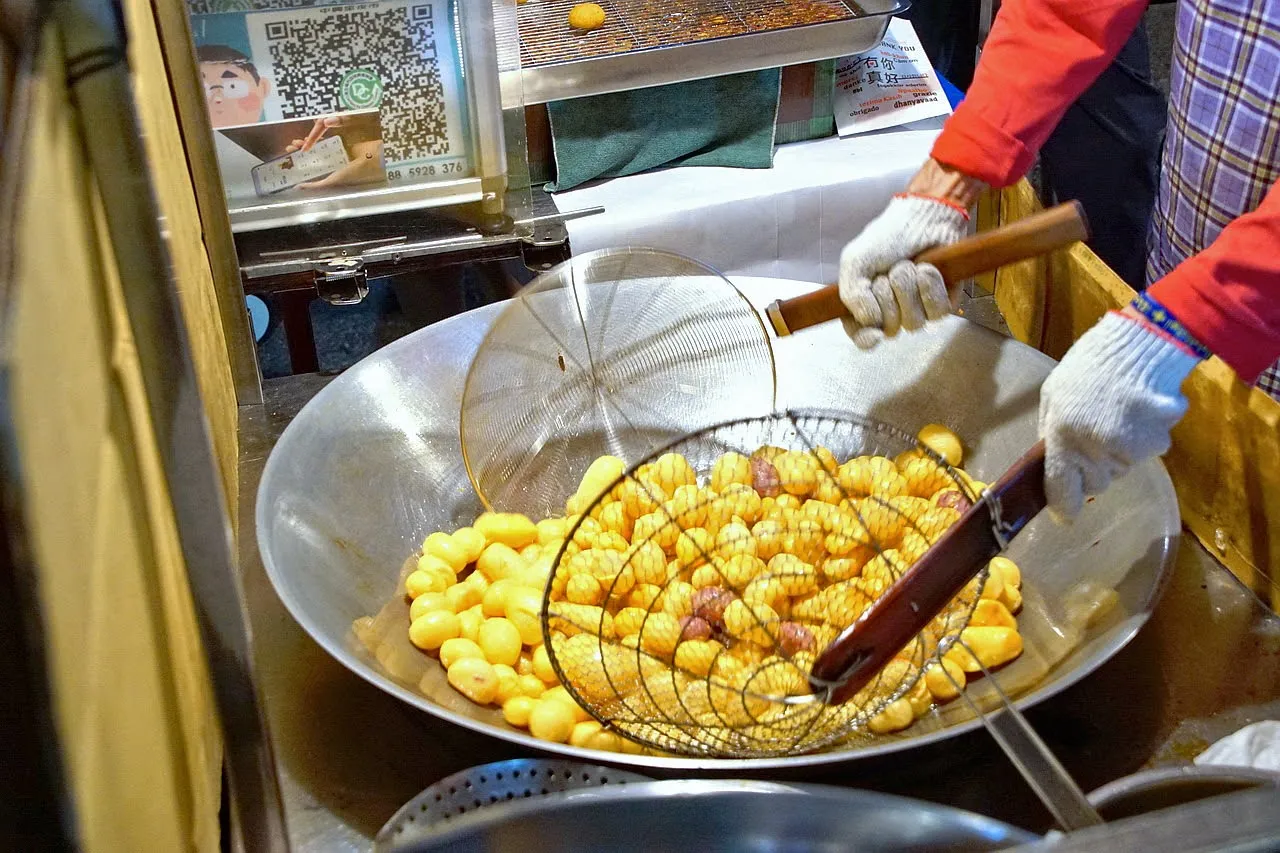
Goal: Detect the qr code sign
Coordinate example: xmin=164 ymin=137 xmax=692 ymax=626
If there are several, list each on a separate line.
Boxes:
xmin=251 ymin=0 xmax=463 ymax=163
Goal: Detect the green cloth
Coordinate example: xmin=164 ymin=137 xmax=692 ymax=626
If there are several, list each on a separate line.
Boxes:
xmin=545 ymin=69 xmax=781 ymax=192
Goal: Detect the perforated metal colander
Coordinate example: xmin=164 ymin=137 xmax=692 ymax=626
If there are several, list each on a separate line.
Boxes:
xmin=374 ymin=760 xmax=651 ymax=852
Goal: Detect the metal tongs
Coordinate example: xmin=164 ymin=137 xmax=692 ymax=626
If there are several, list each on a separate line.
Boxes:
xmin=813 ymin=443 xmax=1105 ymax=831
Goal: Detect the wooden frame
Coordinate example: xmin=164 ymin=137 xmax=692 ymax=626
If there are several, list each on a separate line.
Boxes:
xmin=982 ymin=181 xmax=1280 ymax=610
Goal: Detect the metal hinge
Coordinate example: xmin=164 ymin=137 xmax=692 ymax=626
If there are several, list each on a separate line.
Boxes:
xmin=313 ymin=257 xmax=369 ymax=305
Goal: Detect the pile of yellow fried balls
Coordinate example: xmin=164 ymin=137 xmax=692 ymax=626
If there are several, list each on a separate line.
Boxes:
xmin=400 ymin=423 xmax=1025 ymax=755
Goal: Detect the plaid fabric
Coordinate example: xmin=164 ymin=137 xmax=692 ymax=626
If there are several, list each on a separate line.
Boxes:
xmin=1146 ymin=0 xmax=1280 ymax=400
xmin=1259 ymin=362 xmax=1280 ymax=398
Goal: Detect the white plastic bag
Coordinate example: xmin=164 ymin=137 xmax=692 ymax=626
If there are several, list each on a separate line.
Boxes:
xmin=1194 ymin=721 xmax=1280 ymax=772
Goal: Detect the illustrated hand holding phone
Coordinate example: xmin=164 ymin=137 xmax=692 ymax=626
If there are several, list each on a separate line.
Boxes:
xmin=282 ymin=115 xmax=386 ymax=191
xmin=251 ymin=135 xmax=349 ymax=194
xmin=287 ymin=115 xmax=346 ymax=153
xmin=249 ymin=113 xmax=387 ymax=196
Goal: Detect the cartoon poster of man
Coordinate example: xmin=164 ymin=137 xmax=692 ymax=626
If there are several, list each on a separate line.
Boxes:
xmin=197 ymin=44 xmax=273 ymax=128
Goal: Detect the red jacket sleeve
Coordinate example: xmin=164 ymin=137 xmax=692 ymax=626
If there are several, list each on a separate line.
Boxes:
xmin=930 ymin=0 xmax=1150 ymax=187
xmin=1147 ymin=182 xmax=1280 ymax=384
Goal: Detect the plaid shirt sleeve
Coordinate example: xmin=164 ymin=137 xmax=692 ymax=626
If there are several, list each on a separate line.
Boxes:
xmin=1147 ymin=180 xmax=1280 ymax=384
xmin=929 ymin=0 xmax=1150 ymax=187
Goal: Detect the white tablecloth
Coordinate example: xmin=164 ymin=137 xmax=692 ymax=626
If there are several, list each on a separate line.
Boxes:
xmin=550 ymin=128 xmax=940 ymax=285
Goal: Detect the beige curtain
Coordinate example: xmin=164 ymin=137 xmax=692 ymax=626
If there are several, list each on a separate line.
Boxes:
xmin=5 ymin=11 xmax=240 ymax=851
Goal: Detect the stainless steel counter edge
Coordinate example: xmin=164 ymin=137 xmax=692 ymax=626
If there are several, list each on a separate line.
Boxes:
xmin=1006 ymin=787 xmax=1280 ymax=852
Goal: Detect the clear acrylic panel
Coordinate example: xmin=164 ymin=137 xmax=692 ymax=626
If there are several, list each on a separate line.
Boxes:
xmin=179 ymin=0 xmax=529 ymax=235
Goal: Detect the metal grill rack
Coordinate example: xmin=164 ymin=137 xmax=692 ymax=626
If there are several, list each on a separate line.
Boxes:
xmin=509 ymin=0 xmax=906 ymax=104
xmin=518 ymin=0 xmax=855 ymax=66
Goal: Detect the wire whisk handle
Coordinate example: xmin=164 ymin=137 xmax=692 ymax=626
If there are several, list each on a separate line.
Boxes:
xmin=766 ymin=203 xmax=1089 ymax=336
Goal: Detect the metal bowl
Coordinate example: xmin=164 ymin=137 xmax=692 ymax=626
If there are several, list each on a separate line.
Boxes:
xmin=1088 ymin=766 xmax=1280 ymax=821
xmin=377 ymin=776 xmax=1039 ymax=852
xmin=256 ymin=276 xmax=1180 ymax=770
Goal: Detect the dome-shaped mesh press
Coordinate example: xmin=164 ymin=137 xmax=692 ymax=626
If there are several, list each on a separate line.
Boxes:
xmin=461 ymin=248 xmax=777 ymax=520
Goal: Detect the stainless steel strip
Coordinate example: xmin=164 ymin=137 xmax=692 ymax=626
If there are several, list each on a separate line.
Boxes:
xmin=458 ymin=0 xmax=508 ymax=203
xmin=53 ymin=0 xmax=290 ymax=849
xmin=515 ymin=189 xmax=599 ymax=247
xmin=256 ymin=236 xmax=409 ymax=261
xmin=234 ymin=201 xmax=589 ymax=279
xmin=238 ymin=227 xmax=523 ymax=279
xmin=1006 ymin=787 xmax=1280 ymax=853
xmin=227 ymin=177 xmax=485 ymax=233
xmin=519 ymin=204 xmax=605 ymax=226
xmin=150 ymin=0 xmax=264 ymax=405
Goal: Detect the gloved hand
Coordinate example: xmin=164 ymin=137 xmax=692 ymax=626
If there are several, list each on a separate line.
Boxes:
xmin=1039 ymin=312 xmax=1202 ymax=521
xmin=838 ymin=194 xmax=968 ymax=349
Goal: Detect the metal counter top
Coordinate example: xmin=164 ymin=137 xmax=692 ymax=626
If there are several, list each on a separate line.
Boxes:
xmin=238 ymin=373 xmax=1280 ymax=852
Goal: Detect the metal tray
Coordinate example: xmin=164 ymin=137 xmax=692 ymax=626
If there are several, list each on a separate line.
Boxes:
xmin=511 ymin=0 xmax=907 ymax=103
xmin=255 ymin=276 xmax=1179 ymax=771
xmin=1088 ymin=766 xmax=1280 ymax=821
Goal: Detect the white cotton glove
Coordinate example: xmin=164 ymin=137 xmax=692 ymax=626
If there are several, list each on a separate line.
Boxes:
xmin=838 ymin=194 xmax=968 ymax=349
xmin=1039 ymin=312 xmax=1202 ymax=522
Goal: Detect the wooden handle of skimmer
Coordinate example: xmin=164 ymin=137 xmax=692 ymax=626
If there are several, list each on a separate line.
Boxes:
xmin=766 ymin=201 xmax=1089 ymax=336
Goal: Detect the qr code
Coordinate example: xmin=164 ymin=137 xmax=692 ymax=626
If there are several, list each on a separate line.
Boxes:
xmin=262 ymin=4 xmax=450 ymax=161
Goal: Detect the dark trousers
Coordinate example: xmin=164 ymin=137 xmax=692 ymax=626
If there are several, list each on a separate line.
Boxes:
xmin=908 ymin=7 xmax=1168 ymax=290
xmin=901 ymin=0 xmax=981 ymax=89
xmin=1039 ymin=21 xmax=1167 ymax=289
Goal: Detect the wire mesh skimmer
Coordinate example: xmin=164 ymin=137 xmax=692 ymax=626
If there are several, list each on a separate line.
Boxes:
xmin=539 ymin=410 xmax=995 ymax=758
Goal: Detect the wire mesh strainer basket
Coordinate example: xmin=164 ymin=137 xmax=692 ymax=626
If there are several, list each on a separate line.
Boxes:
xmin=540 ymin=410 xmax=987 ymax=758
xmin=460 ymin=248 xmax=777 ymax=520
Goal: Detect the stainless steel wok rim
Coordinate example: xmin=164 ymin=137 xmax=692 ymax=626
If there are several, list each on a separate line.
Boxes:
xmin=253 ymin=301 xmax=496 ymax=546
xmin=255 ymin=287 xmax=1184 ymax=771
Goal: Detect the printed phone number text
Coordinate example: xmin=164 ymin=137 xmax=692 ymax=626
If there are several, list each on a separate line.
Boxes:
xmin=387 ymin=160 xmax=469 ymax=181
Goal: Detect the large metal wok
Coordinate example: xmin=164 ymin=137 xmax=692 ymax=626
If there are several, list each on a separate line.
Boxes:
xmin=256 ymin=277 xmax=1179 ymax=770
